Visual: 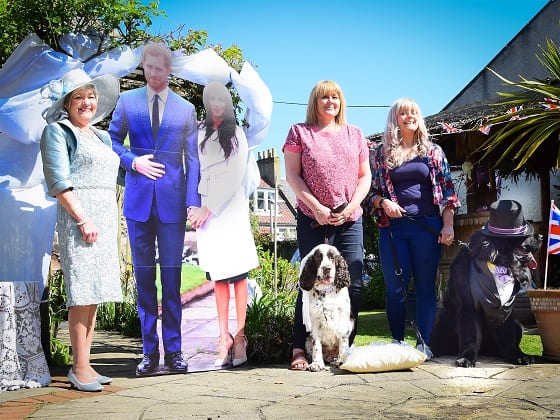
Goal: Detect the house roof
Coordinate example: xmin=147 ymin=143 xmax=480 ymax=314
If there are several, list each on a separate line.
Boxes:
xmin=277 ymin=179 xmax=297 ymax=212
xmin=367 ymin=93 xmax=559 ymax=178
xmin=368 ymin=99 xmax=513 ymax=141
xmin=257 ymin=178 xmax=297 ymax=228
xmin=424 ymin=100 xmax=513 ymax=135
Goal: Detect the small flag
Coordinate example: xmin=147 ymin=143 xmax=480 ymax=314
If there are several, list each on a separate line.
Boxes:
xmin=541 ymin=97 xmax=559 ymax=110
xmin=478 ymin=125 xmax=491 ymax=135
xmin=548 ymin=201 xmax=560 ymax=255
xmin=507 ymin=105 xmax=523 ymax=120
xmin=439 ymin=122 xmax=461 ymax=133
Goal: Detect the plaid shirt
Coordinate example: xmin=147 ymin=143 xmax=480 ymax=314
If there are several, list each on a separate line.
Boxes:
xmin=365 ymin=142 xmax=460 ymax=228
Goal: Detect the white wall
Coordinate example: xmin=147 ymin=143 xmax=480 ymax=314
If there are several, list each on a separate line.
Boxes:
xmin=454 ymin=170 xmax=560 ymax=222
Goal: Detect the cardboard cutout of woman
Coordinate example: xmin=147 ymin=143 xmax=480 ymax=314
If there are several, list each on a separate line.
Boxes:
xmin=188 ymin=82 xmax=259 ymax=368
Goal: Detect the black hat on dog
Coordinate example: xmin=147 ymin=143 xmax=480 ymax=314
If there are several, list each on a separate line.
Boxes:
xmin=480 ymin=199 xmax=533 ymax=237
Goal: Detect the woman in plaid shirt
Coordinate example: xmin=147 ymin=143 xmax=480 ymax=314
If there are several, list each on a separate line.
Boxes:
xmin=366 ymin=98 xmax=460 ymax=360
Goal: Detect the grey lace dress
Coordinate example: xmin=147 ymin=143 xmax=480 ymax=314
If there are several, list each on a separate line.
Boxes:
xmin=57 ymin=130 xmax=123 ymax=307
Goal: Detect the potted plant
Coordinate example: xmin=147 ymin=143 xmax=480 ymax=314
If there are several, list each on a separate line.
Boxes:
xmin=526 ymin=201 xmax=560 ymax=361
xmin=526 ymin=289 xmax=560 ymax=361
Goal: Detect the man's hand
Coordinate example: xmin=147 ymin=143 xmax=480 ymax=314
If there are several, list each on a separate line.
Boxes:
xmin=134 ymin=154 xmax=165 ymax=179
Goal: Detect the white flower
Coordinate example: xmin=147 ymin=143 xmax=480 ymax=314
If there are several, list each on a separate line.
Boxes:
xmin=40 ymin=79 xmax=66 ymax=101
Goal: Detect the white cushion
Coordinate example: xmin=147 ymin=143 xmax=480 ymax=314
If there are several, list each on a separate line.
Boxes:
xmin=339 ymin=342 xmax=426 ymax=373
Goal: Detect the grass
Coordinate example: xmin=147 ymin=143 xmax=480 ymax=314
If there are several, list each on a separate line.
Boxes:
xmin=519 ymin=334 xmax=544 ymax=356
xmin=354 ymin=310 xmax=543 ymax=356
xmin=354 ymin=311 xmax=418 ymax=347
xmin=155 ymin=263 xmax=207 ymax=302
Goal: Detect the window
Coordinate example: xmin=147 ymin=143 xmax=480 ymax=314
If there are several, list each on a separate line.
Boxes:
xmin=253 ymin=189 xmax=277 ymax=215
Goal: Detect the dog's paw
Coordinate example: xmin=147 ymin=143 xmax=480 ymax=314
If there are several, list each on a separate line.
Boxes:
xmin=308 ymin=361 xmax=326 ymax=372
xmin=456 ymin=357 xmax=476 ymax=368
xmin=333 ymin=349 xmax=349 ymax=367
xmin=332 ymin=358 xmax=344 ymax=368
xmin=512 ymin=355 xmax=533 ymax=365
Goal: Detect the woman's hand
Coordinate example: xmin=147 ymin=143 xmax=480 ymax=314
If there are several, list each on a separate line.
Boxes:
xmin=78 ymin=220 xmax=98 ymax=243
xmin=187 ymin=206 xmax=210 ymax=230
xmin=329 ymin=202 xmax=350 ymax=225
xmin=381 ymin=199 xmax=407 ymax=218
xmin=312 ymin=203 xmax=331 ymax=226
xmin=439 ymin=207 xmax=455 ymax=246
xmin=439 ymin=225 xmax=455 ymax=246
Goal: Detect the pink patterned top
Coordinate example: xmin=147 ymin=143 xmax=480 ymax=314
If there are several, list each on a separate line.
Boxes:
xmin=283 ymin=123 xmax=369 ymax=221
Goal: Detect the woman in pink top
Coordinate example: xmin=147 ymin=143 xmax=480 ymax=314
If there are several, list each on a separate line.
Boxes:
xmin=283 ymin=80 xmax=371 ymax=370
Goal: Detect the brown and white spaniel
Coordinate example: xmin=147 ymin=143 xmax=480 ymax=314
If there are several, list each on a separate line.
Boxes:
xmin=299 ymin=244 xmax=354 ymax=371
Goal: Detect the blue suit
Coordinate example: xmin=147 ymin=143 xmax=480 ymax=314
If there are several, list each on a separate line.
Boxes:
xmin=109 ymin=86 xmax=200 ymax=356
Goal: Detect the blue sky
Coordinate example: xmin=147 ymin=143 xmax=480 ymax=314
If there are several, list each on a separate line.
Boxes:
xmin=149 ymin=0 xmax=549 ymax=176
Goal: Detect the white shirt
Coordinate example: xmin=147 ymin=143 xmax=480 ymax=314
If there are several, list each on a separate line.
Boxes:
xmin=147 ymin=87 xmax=169 ymax=125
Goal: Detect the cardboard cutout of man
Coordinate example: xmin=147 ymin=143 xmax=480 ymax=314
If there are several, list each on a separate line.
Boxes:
xmin=109 ymin=42 xmax=200 ymax=375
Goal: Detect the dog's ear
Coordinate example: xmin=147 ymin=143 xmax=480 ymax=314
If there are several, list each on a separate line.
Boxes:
xmin=523 ymin=232 xmax=543 ymax=252
xmin=299 ymin=253 xmax=317 ymax=291
xmin=334 ymin=254 xmax=351 ymax=290
xmin=468 ymin=231 xmax=487 ymax=257
xmin=469 ymin=231 xmax=497 ymax=262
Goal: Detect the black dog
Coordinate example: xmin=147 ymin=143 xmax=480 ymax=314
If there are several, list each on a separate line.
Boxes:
xmin=431 ymin=200 xmax=542 ymax=367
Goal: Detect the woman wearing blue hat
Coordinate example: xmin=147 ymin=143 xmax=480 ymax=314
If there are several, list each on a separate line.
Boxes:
xmin=41 ymin=68 xmax=123 ymax=391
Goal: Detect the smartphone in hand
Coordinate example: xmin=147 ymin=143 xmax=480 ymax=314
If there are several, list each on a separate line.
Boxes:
xmin=332 ymin=202 xmax=348 ymax=213
xmin=310 ymin=202 xmax=349 ymax=229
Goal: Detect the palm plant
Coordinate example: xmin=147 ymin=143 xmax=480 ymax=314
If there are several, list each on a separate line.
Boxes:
xmin=475 ymin=39 xmax=560 ymax=178
xmin=475 ymin=41 xmax=560 ymax=357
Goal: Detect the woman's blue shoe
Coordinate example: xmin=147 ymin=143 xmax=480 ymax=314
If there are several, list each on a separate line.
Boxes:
xmin=95 ymin=375 xmax=112 ymax=385
xmin=67 ymin=368 xmax=103 ymax=392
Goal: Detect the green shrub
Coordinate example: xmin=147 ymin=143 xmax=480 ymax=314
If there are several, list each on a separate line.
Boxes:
xmin=48 ymin=270 xmax=67 ymax=338
xmin=47 ymin=269 xmax=72 ymax=366
xmin=97 ymin=264 xmax=141 ymax=337
xmin=97 ymin=297 xmax=141 ymax=337
xmin=245 ymin=293 xmax=295 ymax=364
xmin=361 ymin=267 xmax=386 ymax=310
xmin=50 ymin=337 xmax=72 ymax=366
xmin=246 ymin=248 xmax=299 ymax=363
xmin=250 ymin=249 xmax=299 ymax=297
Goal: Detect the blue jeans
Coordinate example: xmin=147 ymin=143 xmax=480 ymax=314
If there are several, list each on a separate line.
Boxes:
xmin=292 ymin=211 xmax=364 ymax=349
xmin=378 ymin=215 xmax=442 ymax=346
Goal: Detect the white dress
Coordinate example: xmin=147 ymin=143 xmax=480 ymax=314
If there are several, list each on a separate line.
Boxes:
xmin=196 ymin=126 xmax=259 ymax=280
xmin=57 ymin=131 xmax=123 ymax=306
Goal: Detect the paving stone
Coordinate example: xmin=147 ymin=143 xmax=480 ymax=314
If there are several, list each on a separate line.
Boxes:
xmin=1 ymin=286 xmax=558 ymax=419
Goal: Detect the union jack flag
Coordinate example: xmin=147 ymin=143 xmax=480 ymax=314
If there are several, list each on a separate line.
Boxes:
xmin=541 ymin=97 xmax=559 ymax=110
xmin=439 ymin=122 xmax=461 ymax=133
xmin=478 ymin=125 xmax=491 ymax=135
xmin=548 ymin=201 xmax=560 ymax=255
xmin=507 ymin=105 xmax=523 ymax=120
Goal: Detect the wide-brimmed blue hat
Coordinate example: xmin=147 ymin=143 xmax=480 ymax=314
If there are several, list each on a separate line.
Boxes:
xmin=41 ymin=68 xmax=119 ymax=124
xmin=480 ymin=199 xmax=534 ymax=237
